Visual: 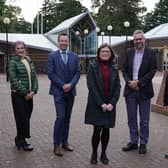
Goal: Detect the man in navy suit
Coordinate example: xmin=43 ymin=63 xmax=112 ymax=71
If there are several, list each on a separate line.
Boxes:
xmin=122 ymin=30 xmax=157 ymax=154
xmin=48 ymin=33 xmax=80 ymax=156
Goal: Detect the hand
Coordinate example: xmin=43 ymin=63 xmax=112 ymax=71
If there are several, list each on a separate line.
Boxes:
xmin=163 ymin=105 xmax=168 ymax=110
xmin=29 ymin=91 xmax=34 ymax=98
xmin=25 ymin=93 xmax=32 ymax=100
xmin=106 ymin=104 xmax=113 ymax=111
xmin=25 ymin=91 xmax=34 ymax=100
xmin=63 ymin=83 xmax=72 ymax=92
xmin=101 ymin=103 xmax=107 ymax=112
xmin=128 ymin=80 xmax=139 ymax=90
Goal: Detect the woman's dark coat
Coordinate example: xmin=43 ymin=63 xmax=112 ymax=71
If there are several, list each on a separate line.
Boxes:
xmin=85 ymin=60 xmax=121 ymax=128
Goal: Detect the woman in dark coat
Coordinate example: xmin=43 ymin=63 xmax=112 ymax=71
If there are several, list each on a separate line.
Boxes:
xmin=85 ymin=43 xmax=121 ymax=165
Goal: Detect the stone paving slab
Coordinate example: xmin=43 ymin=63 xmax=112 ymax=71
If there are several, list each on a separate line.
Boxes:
xmin=0 ymin=72 xmax=168 ymax=168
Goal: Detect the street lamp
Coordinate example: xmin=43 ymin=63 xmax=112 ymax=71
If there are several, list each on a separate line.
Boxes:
xmin=84 ymin=29 xmax=89 ymax=35
xmin=96 ymin=27 xmax=100 ymax=33
xmin=75 ymin=30 xmax=80 ymax=54
xmin=123 ymin=21 xmax=130 ymax=58
xmin=123 ymin=21 xmax=130 ymax=50
xmin=3 ymin=17 xmax=10 ymax=82
xmin=107 ymin=25 xmax=113 ymax=45
xmin=84 ymin=29 xmax=89 ymax=72
xmin=40 ymin=12 xmax=44 ymax=34
xmin=123 ymin=21 xmax=130 ymax=28
xmin=96 ymin=27 xmax=100 ymax=48
xmin=101 ymin=31 xmax=105 ymax=44
xmin=75 ymin=30 xmax=80 ymax=36
xmin=75 ymin=30 xmax=80 ymax=50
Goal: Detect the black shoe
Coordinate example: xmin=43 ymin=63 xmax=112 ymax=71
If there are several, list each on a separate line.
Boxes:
xmin=100 ymin=153 xmax=109 ymax=165
xmin=122 ymin=142 xmax=138 ymax=152
xmin=90 ymin=152 xmax=97 ymax=165
xmin=14 ymin=137 xmax=23 ymax=150
xmin=15 ymin=137 xmax=33 ymax=151
xmin=14 ymin=136 xmax=19 ymax=147
xmin=23 ymin=139 xmax=29 ymax=145
xmin=165 ymin=153 xmax=168 ymax=158
xmin=139 ymin=144 xmax=147 ymax=154
xmin=22 ymin=144 xmax=34 ymax=151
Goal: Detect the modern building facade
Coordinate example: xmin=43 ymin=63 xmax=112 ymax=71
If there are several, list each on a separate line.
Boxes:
xmin=45 ymin=12 xmax=97 ymax=73
xmin=0 ymin=12 xmax=97 ymax=73
xmin=1 ymin=12 xmax=168 ymax=73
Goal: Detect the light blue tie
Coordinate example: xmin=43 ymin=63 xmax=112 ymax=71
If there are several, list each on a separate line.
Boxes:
xmin=62 ymin=51 xmax=67 ymax=64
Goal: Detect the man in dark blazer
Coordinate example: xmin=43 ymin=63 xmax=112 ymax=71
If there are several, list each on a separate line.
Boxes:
xmin=48 ymin=33 xmax=80 ymax=156
xmin=122 ymin=30 xmax=157 ymax=154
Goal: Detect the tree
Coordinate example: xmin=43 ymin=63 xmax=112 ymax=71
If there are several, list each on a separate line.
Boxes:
xmin=0 ymin=0 xmax=31 ymax=33
xmin=0 ymin=0 xmax=7 ymax=32
xmin=92 ymin=0 xmax=146 ymax=35
xmin=0 ymin=0 xmax=6 ymax=16
xmin=15 ymin=17 xmax=31 ymax=33
xmin=3 ymin=5 xmax=21 ymax=32
xmin=33 ymin=0 xmax=87 ymax=33
xmin=144 ymin=0 xmax=168 ymax=32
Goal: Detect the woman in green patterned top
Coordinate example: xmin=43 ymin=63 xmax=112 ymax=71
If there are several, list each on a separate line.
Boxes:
xmin=8 ymin=41 xmax=38 ymax=151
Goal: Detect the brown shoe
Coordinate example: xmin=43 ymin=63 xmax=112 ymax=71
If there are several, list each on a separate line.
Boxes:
xmin=62 ymin=144 xmax=73 ymax=152
xmin=53 ymin=147 xmax=63 ymax=156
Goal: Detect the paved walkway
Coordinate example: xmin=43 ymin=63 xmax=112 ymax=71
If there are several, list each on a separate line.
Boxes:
xmin=0 ymin=72 xmax=168 ymax=168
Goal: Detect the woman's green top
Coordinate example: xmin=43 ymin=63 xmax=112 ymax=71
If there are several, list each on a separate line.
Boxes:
xmin=8 ymin=55 xmax=38 ymax=96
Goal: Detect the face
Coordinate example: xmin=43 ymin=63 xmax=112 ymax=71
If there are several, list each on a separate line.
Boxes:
xmin=58 ymin=35 xmax=69 ymax=51
xmin=15 ymin=44 xmax=26 ymax=57
xmin=99 ymin=46 xmax=111 ymax=61
xmin=133 ymin=33 xmax=145 ymax=50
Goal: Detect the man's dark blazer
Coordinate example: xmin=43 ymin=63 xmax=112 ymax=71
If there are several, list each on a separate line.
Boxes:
xmin=48 ymin=50 xmax=80 ymax=97
xmin=122 ymin=47 xmax=157 ymax=99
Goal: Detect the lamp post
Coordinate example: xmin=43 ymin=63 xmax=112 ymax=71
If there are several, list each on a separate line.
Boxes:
xmin=3 ymin=17 xmax=10 ymax=82
xmin=101 ymin=31 xmax=105 ymax=44
xmin=40 ymin=12 xmax=44 ymax=34
xmin=75 ymin=30 xmax=82 ymax=72
xmin=96 ymin=27 xmax=100 ymax=48
xmin=75 ymin=30 xmax=80 ymax=55
xmin=75 ymin=30 xmax=80 ymax=36
xmin=84 ymin=29 xmax=89 ymax=72
xmin=107 ymin=25 xmax=113 ymax=45
xmin=123 ymin=21 xmax=130 ymax=52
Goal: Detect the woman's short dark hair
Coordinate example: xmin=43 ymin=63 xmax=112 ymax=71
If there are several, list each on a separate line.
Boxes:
xmin=97 ymin=43 xmax=115 ymax=63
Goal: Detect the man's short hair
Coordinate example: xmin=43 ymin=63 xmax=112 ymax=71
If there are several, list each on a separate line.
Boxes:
xmin=58 ymin=32 xmax=68 ymax=41
xmin=133 ymin=29 xmax=144 ymax=37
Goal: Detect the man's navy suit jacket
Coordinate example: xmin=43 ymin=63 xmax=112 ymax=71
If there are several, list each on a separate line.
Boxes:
xmin=48 ymin=50 xmax=80 ymax=97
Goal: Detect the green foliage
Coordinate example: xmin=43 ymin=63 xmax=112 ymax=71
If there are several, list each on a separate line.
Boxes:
xmin=33 ymin=0 xmax=86 ymax=33
xmin=15 ymin=17 xmax=31 ymax=33
xmin=0 ymin=0 xmax=31 ymax=33
xmin=2 ymin=0 xmax=167 ymax=35
xmin=93 ymin=0 xmax=146 ymax=35
xmin=144 ymin=0 xmax=168 ymax=32
xmin=0 ymin=0 xmax=7 ymax=26
xmin=0 ymin=0 xmax=6 ymax=14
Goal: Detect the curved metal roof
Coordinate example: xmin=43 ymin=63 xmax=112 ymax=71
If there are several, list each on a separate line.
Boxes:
xmin=45 ymin=11 xmax=96 ymax=35
xmin=0 ymin=33 xmax=57 ymax=51
xmin=145 ymin=23 xmax=168 ymax=39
